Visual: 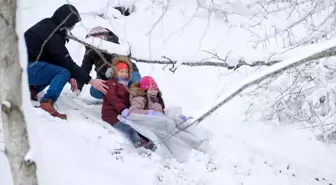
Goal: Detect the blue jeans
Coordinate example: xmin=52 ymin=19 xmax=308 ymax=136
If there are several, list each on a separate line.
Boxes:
xmin=113 ymin=121 xmax=141 ymax=144
xmin=27 ymin=61 xmax=70 ymax=102
xmin=90 ymin=71 xmax=141 ymax=99
xmin=90 ymin=86 xmax=104 ymax=99
xmin=130 ymin=71 xmax=141 ymax=86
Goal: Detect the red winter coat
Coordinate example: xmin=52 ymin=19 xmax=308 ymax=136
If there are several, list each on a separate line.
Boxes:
xmin=102 ymin=79 xmax=130 ymax=125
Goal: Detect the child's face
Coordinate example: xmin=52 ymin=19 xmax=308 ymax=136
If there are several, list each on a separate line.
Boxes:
xmin=117 ymin=68 xmax=128 ymax=79
xmin=148 ymin=88 xmax=158 ymax=97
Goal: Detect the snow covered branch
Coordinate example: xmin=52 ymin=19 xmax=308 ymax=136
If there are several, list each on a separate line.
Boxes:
xmin=245 ymin=0 xmax=336 ymax=49
xmin=191 ymin=40 xmax=336 ymax=125
xmin=67 ymin=33 xmax=283 ymax=71
xmin=244 ymin=59 xmax=336 ymax=141
xmin=67 ymin=32 xmax=336 ymax=76
xmin=136 ymin=55 xmax=281 ymax=72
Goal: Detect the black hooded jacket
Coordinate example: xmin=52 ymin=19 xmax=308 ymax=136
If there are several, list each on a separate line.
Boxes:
xmin=24 ymin=4 xmax=92 ymax=84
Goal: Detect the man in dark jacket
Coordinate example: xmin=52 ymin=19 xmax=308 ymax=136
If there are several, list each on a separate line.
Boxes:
xmin=77 ymin=26 xmax=141 ymax=99
xmin=25 ymin=4 xmax=108 ymax=119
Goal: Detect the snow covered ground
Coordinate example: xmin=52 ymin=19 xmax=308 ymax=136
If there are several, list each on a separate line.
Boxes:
xmin=1 ymin=0 xmax=336 ymax=185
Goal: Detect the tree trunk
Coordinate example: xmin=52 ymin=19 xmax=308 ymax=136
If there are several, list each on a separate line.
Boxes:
xmin=0 ymin=0 xmax=38 ymax=185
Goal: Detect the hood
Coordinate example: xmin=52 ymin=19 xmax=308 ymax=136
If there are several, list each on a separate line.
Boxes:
xmin=129 ymin=82 xmax=163 ymax=98
xmin=129 ymin=82 xmax=165 ymax=110
xmin=129 ymin=82 xmax=146 ymax=97
xmin=51 ymin=4 xmax=81 ymax=28
xmin=111 ymin=56 xmax=133 ymax=81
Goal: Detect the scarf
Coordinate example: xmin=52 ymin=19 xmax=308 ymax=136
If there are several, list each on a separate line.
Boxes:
xmin=116 ymin=77 xmax=129 ymax=86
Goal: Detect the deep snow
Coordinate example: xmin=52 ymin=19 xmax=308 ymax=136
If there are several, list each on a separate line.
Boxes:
xmin=1 ymin=0 xmax=336 ymax=185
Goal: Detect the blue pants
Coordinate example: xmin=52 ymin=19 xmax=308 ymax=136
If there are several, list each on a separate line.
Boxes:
xmin=113 ymin=121 xmax=141 ymax=144
xmin=27 ymin=61 xmax=70 ymax=102
xmin=90 ymin=71 xmax=141 ymax=99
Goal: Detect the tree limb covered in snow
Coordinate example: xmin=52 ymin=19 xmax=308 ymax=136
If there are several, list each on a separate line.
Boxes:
xmin=67 ymin=32 xmax=336 ymax=76
xmin=245 ymin=0 xmax=336 ymax=49
xmin=67 ymin=33 xmax=283 ymax=71
xmin=191 ymin=41 xmax=336 ymax=125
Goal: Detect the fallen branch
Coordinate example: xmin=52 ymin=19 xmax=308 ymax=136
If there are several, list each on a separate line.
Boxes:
xmin=66 ymin=32 xmax=281 ymax=71
xmin=134 ymin=57 xmax=281 ymax=70
xmin=191 ymin=40 xmax=336 ymax=125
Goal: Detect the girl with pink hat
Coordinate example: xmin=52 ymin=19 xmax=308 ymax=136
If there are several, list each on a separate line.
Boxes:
xmin=118 ymin=76 xmax=213 ymax=161
xmin=128 ymin=76 xmax=166 ymax=116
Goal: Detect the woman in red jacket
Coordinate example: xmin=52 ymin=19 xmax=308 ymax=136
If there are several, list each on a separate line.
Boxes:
xmin=101 ymin=56 xmax=156 ymax=151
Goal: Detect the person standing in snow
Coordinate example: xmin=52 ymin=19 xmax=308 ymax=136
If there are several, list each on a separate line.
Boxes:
xmin=25 ymin=4 xmax=108 ymax=120
xmin=101 ymin=56 xmax=156 ymax=151
xmin=77 ymin=26 xmax=141 ymax=99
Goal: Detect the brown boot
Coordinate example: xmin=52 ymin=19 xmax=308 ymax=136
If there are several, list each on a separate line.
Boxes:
xmin=40 ymin=99 xmax=67 ymax=120
xmin=30 ymin=86 xmax=38 ymax=101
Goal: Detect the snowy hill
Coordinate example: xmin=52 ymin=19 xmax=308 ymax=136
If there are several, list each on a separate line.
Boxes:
xmin=1 ymin=0 xmax=336 ymax=185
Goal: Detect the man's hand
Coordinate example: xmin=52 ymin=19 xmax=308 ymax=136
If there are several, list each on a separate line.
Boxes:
xmin=69 ymin=89 xmax=81 ymax=98
xmin=89 ymin=79 xmax=109 ymax=94
xmin=69 ymin=78 xmax=77 ymax=92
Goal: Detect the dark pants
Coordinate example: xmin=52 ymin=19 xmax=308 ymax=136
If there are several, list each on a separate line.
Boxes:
xmin=113 ymin=121 xmax=141 ymax=144
xmin=90 ymin=71 xmax=142 ymax=99
xmin=27 ymin=61 xmax=70 ymax=102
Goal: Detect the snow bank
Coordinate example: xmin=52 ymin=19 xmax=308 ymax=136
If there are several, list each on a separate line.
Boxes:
xmin=9 ymin=0 xmax=336 ymax=185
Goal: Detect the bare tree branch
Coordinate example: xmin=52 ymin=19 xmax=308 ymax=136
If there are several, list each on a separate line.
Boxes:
xmin=243 ymin=0 xmax=336 ymax=49
xmin=66 ymin=31 xmax=283 ymax=70
xmin=191 ymin=41 xmax=336 ymax=125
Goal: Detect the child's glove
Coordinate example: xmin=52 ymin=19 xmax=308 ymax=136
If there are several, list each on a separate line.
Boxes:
xmin=121 ymin=109 xmax=130 ymax=117
xmin=147 ymin=110 xmax=164 ymax=116
xmin=105 ymin=67 xmax=114 ymax=78
xmin=179 ymin=115 xmax=188 ymax=121
xmin=153 ymin=111 xmax=165 ymax=116
xmin=147 ymin=110 xmax=154 ymax=115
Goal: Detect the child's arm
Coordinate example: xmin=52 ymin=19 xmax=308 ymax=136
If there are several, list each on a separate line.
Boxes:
xmin=152 ymin=102 xmax=163 ymax=112
xmin=129 ymin=97 xmax=150 ymax=114
xmin=104 ymin=80 xmax=127 ymax=113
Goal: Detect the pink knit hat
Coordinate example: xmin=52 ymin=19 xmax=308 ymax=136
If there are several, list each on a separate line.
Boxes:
xmin=139 ymin=76 xmax=159 ymax=91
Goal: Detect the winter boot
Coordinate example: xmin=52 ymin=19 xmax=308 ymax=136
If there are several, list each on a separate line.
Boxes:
xmin=134 ymin=137 xmax=147 ymax=148
xmin=30 ymin=86 xmax=38 ymax=101
xmin=144 ymin=141 xmax=157 ymax=152
xmin=40 ymin=99 xmax=67 ymax=120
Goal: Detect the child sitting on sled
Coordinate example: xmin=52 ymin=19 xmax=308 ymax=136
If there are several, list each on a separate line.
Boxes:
xmin=126 ymin=76 xmax=212 ymax=152
xmin=101 ymin=57 xmax=156 ymax=151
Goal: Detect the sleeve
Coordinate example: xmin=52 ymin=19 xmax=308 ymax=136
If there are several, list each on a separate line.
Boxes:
xmin=129 ymin=71 xmax=141 ymax=86
xmin=104 ymin=80 xmax=128 ymax=113
xmin=78 ymin=50 xmax=94 ymax=90
xmin=129 ymin=97 xmax=148 ymax=114
xmin=46 ymin=35 xmax=92 ymax=85
xmin=81 ymin=49 xmax=94 ymax=77
xmin=128 ymin=62 xmax=141 ymax=86
xmin=152 ymin=102 xmax=163 ymax=112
